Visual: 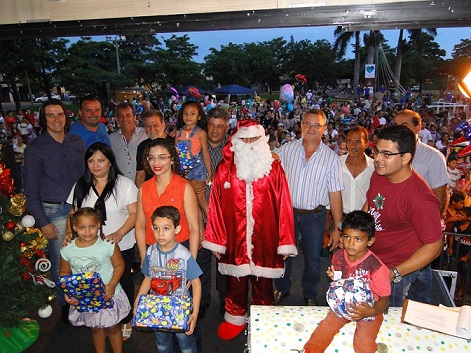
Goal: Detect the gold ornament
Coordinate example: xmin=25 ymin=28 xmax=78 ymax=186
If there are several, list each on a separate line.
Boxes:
xmin=19 ymin=228 xmax=47 ymax=258
xmin=46 ymin=293 xmax=56 ymax=304
xmin=2 ymin=230 xmax=14 ymax=241
xmin=15 ymin=222 xmax=25 ymax=234
xmin=8 ymin=193 xmax=27 ymax=217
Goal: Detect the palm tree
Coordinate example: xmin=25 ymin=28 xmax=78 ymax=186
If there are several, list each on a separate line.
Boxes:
xmin=362 ymin=31 xmax=384 ymax=92
xmin=394 ymin=28 xmax=437 ymax=85
xmin=333 ymin=27 xmax=361 ymax=91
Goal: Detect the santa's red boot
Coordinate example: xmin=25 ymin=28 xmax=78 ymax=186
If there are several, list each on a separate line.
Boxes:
xmin=217 ymin=321 xmax=247 ymax=340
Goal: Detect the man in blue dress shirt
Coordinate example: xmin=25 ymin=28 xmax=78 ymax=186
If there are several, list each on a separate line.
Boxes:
xmin=24 ymin=99 xmax=85 ymax=321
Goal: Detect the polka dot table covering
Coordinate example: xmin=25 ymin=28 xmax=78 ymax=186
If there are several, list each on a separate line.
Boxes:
xmin=248 ymin=306 xmax=471 ymax=353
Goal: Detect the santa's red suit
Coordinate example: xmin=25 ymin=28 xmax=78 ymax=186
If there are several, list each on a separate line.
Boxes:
xmin=202 ymin=120 xmax=296 ymax=340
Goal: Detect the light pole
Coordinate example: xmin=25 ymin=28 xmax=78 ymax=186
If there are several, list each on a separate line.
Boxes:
xmin=106 ymin=35 xmax=126 ymax=74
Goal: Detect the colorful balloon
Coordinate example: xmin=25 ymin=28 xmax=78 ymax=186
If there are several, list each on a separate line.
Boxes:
xmin=188 ymin=86 xmax=201 ymax=99
xmin=273 ymin=100 xmax=280 ymax=110
xmin=295 ymin=74 xmax=307 ymax=83
xmin=280 ymin=84 xmax=294 ymax=103
xmin=170 ymin=87 xmax=180 ymax=103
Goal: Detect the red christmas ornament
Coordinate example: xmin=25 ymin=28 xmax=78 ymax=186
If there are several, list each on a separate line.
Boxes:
xmin=4 ymin=220 xmax=17 ymax=231
xmin=20 ymin=241 xmax=26 ymax=247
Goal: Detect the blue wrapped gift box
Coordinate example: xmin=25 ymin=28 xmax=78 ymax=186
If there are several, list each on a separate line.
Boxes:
xmin=132 ymin=294 xmax=192 ymax=332
xmin=57 ymin=272 xmax=113 ymax=313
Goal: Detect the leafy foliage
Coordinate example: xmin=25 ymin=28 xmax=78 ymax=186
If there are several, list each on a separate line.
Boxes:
xmin=401 ymin=32 xmax=446 ymax=87
xmin=1 ymin=30 xmax=465 ymax=109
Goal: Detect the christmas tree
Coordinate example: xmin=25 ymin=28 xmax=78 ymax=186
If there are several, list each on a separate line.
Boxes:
xmin=0 ymin=159 xmax=53 ymax=352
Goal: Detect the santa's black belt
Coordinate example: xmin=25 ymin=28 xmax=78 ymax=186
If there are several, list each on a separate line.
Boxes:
xmin=293 ymin=206 xmax=325 ymax=214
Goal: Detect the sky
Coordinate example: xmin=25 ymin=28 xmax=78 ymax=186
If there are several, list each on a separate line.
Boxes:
xmin=154 ymin=26 xmax=471 ymax=62
xmin=74 ymin=25 xmax=471 ymax=63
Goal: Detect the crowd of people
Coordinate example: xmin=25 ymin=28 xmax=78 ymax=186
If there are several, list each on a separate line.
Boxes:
xmin=5 ymin=87 xmax=471 ymax=353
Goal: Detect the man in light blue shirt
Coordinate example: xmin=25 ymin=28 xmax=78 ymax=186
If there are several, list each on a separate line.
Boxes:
xmin=70 ymin=95 xmax=111 ymax=148
xmin=274 ymin=109 xmax=344 ymax=306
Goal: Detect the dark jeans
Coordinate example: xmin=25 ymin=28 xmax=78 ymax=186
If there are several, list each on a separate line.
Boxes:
xmin=120 ymin=247 xmax=135 ymax=323
xmin=179 ymin=240 xmax=202 ymax=353
xmin=43 ymin=202 xmax=71 ymax=306
xmin=197 ymin=247 xmax=226 ymax=307
xmin=274 ymin=208 xmax=326 ymax=300
xmin=390 ymin=264 xmax=432 ymax=307
xmin=155 ymin=331 xmax=197 ymax=353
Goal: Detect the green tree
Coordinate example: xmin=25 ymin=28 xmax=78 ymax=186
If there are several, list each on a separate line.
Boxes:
xmin=244 ymin=42 xmax=281 ymax=88
xmin=118 ymin=34 xmax=164 ymax=93
xmin=59 ymin=37 xmax=132 ymax=97
xmin=449 ymin=39 xmax=471 ymax=79
xmin=0 ymin=39 xmax=68 ymax=110
xmin=25 ymin=38 xmax=69 ymax=97
xmin=333 ymin=28 xmax=361 ymax=89
xmin=0 ymin=193 xmax=51 ymax=327
xmin=394 ymin=28 xmax=437 ymax=86
xmin=160 ymin=35 xmax=204 ymax=88
xmin=401 ymin=32 xmax=445 ymax=88
xmin=0 ymin=40 xmax=32 ymax=110
xmin=285 ymin=39 xmax=339 ymax=88
xmin=203 ymin=43 xmax=248 ymax=85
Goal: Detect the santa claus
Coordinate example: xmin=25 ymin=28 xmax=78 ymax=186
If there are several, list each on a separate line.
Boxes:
xmin=202 ymin=119 xmax=297 ymax=340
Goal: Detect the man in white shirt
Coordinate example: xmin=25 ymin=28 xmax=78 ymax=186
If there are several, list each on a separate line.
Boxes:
xmin=418 ymin=121 xmax=432 ymax=144
xmin=395 ymin=109 xmax=450 ymax=213
xmin=340 ymin=126 xmax=375 ymax=214
xmin=109 ymin=102 xmax=147 ymax=181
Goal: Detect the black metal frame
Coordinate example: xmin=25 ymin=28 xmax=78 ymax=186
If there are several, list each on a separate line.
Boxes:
xmin=439 ymin=232 xmax=471 ymax=306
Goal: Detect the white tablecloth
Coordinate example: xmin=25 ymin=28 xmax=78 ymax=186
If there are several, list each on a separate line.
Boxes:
xmin=248 ymin=305 xmax=471 ymax=352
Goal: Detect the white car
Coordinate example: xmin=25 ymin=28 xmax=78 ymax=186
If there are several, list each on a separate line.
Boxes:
xmin=34 ymin=94 xmax=61 ymax=103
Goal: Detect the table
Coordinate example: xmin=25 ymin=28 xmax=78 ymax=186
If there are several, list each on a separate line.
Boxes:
xmin=248 ymin=306 xmax=471 ymax=352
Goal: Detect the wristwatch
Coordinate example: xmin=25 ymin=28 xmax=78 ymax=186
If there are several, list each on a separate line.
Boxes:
xmin=392 ymin=267 xmax=402 ymax=283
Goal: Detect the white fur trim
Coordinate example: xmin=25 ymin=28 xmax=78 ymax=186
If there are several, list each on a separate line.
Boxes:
xmin=246 ymin=182 xmax=254 ymax=264
xmin=218 ymin=263 xmax=285 ymax=279
xmin=233 ymin=124 xmax=265 ymax=139
xmin=201 ymin=240 xmax=226 ymax=254
xmin=224 ymin=181 xmax=231 ymax=189
xmin=224 ymin=312 xmax=247 ymax=326
xmin=277 ymin=245 xmax=298 ymax=256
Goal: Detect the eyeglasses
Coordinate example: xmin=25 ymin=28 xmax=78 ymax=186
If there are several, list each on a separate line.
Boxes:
xmin=372 ymin=148 xmax=404 ymax=159
xmin=146 ymin=155 xmax=171 ymax=163
xmin=302 ymin=122 xmax=325 ymax=130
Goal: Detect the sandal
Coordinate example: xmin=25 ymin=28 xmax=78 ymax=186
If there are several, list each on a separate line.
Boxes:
xmin=122 ymin=323 xmax=132 ymax=342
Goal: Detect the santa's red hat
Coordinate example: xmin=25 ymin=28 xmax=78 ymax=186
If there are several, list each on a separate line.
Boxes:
xmin=231 ymin=119 xmax=265 ymax=139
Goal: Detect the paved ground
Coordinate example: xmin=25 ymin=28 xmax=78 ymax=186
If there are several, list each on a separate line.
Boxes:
xmin=24 ymin=254 xmax=450 ymax=353
xmin=24 ymin=255 xmax=329 ymax=353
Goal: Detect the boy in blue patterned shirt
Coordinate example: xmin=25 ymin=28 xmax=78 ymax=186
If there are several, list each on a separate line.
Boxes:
xmin=134 ymin=206 xmax=202 ymax=353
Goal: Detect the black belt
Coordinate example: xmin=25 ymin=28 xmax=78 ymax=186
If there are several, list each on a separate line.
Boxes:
xmin=293 ymin=205 xmax=325 ymax=214
xmin=42 ymin=201 xmax=66 ymax=205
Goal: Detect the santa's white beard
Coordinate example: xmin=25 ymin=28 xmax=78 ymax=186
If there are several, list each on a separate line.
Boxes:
xmin=231 ymin=136 xmax=273 ymax=183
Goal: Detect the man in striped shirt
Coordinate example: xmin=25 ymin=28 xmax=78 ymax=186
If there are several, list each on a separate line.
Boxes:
xmin=274 ymin=108 xmax=344 ymax=306
xmin=198 ymin=107 xmax=230 ymax=318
